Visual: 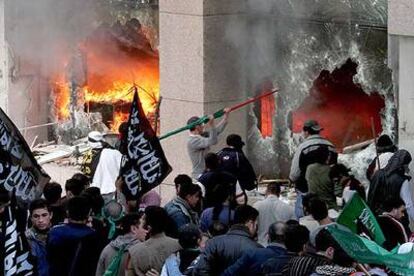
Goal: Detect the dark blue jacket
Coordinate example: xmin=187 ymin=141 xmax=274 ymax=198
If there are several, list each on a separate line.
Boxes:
xmin=193 ymin=225 xmax=262 ymax=275
xmin=47 ymin=223 xmax=102 ymax=276
xmin=217 ymin=147 xmax=257 ymax=191
xmin=26 ymin=228 xmax=49 ymax=276
xmin=222 ymin=244 xmax=287 ymax=276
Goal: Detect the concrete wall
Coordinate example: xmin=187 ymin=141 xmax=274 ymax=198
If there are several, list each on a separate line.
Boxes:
xmin=388 ymin=0 xmax=414 ymax=170
xmin=0 ymin=0 xmax=8 ymax=111
xmin=159 ymin=0 xmax=248 ymax=186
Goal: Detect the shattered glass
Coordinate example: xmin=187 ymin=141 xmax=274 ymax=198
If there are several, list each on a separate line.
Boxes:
xmin=235 ymin=0 xmax=393 ymax=178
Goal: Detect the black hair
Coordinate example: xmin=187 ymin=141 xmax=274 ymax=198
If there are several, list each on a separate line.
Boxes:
xmin=211 ymin=180 xmax=235 ymax=222
xmin=382 ymin=197 xmax=405 ymax=212
xmin=118 ymin=122 xmax=129 ymax=135
xmin=302 ymin=193 xmax=318 ymax=214
xmin=329 ymin=164 xmax=350 ymax=180
xmin=145 ymin=206 xmax=171 ymax=235
xmin=233 ymin=205 xmax=259 ymax=225
xmin=65 ymin=178 xmax=86 ymax=196
xmin=268 ymin=222 xmax=287 ymax=243
xmin=208 ymin=221 xmax=229 ymax=237
xmin=119 ymin=212 xmax=144 ymax=235
xmin=315 ymin=229 xmax=354 ymax=267
xmin=67 ymin=196 xmax=91 ymax=221
xmin=315 ymin=145 xmax=330 ymax=164
xmin=205 ymin=152 xmax=220 ymax=170
xmin=174 ymin=174 xmax=192 ymax=190
xmin=71 ymin=173 xmax=91 ymax=187
xmin=285 ymin=224 xmax=309 ymax=253
xmin=29 ymin=199 xmax=50 ymax=215
xmin=178 ymin=183 xmax=202 ymax=199
xmin=267 ymin=183 xmax=281 ymax=196
xmin=286 ymin=219 xmax=299 ymax=226
xmin=309 ymin=198 xmax=328 ymax=221
xmin=43 ymin=182 xmax=62 ymax=204
xmin=178 ymin=224 xmax=201 ymax=249
xmin=81 ymin=187 xmax=104 ymax=215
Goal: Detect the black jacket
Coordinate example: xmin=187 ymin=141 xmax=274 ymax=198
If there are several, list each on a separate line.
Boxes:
xmin=367 ymin=150 xmax=412 ymax=214
xmin=217 ymin=147 xmax=257 ymax=191
xmin=198 ymin=170 xmax=237 ymax=209
xmin=193 ymin=225 xmax=262 ymax=276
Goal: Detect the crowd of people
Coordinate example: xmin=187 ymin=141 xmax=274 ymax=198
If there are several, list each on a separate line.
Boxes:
xmin=0 ymin=113 xmax=413 ymax=276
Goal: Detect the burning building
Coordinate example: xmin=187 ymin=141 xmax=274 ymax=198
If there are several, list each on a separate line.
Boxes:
xmin=0 ymin=0 xmax=413 ymax=185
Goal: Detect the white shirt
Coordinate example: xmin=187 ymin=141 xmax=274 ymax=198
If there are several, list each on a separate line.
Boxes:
xmin=92 ymin=148 xmax=122 ymax=194
xmin=253 ymin=194 xmax=296 ymax=246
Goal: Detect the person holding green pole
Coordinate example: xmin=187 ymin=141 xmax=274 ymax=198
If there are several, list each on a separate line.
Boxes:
xmin=187 ymin=109 xmax=230 ymax=179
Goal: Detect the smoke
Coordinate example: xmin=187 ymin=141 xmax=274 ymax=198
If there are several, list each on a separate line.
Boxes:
xmin=6 ymin=0 xmax=103 ymax=76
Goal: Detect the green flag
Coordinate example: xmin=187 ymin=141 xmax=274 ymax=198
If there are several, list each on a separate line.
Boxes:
xmin=327 ymin=224 xmax=414 ymax=276
xmin=337 ymin=193 xmax=385 ymax=245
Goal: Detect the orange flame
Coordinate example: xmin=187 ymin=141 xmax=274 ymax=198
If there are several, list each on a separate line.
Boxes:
xmin=53 ymin=53 xmax=159 ymax=132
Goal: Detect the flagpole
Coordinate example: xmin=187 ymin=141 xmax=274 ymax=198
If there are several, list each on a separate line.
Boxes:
xmin=159 ymin=88 xmax=279 ymax=140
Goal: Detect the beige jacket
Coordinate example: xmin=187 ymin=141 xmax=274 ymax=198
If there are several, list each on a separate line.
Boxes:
xmin=126 ymin=233 xmax=181 ymax=276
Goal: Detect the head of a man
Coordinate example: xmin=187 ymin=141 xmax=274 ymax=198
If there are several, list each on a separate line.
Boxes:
xmin=71 ymin=173 xmax=91 ymax=188
xmin=226 ymin=134 xmax=245 ymax=151
xmin=30 ymin=199 xmax=52 ymax=232
xmin=119 ymin=212 xmax=148 ymax=242
xmin=187 ymin=116 xmax=204 ymax=135
xmin=233 ymin=205 xmax=259 ymax=237
xmin=65 ymin=178 xmax=86 ymax=199
xmin=267 ymin=221 xmax=287 ymax=244
xmin=205 ymin=153 xmax=220 ymax=171
xmin=383 ymin=197 xmax=406 ymax=220
xmin=67 ymin=196 xmax=91 ymax=224
xmin=309 ymin=198 xmax=329 ymax=222
xmin=173 ymin=174 xmax=193 ymax=195
xmin=178 ymin=224 xmax=201 ymax=250
xmin=266 ymin=183 xmax=281 ymax=197
xmin=284 ymin=224 xmax=309 ymax=254
xmin=144 ymin=206 xmax=171 ymax=237
xmin=43 ymin=182 xmax=62 ymax=205
xmin=302 ymin=193 xmax=318 ymax=216
xmin=302 ymin=119 xmax=322 ymax=138
xmin=178 ymin=183 xmax=202 ymax=209
xmin=315 ymin=229 xmax=354 ymax=267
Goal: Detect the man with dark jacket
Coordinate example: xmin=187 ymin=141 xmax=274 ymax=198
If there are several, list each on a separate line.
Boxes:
xmin=165 ymin=183 xmax=202 ymax=231
xmin=198 ymin=153 xmax=237 ymax=209
xmin=193 ymin=205 xmax=262 ymax=275
xmin=26 ymin=199 xmax=52 ymax=276
xmin=368 ymin=149 xmax=414 ymax=222
xmin=47 ymin=196 xmax=102 ymax=276
xmin=222 ymin=222 xmax=288 ymax=275
xmin=218 ymin=134 xmax=257 ymax=191
xmin=289 ymin=120 xmax=337 ymax=218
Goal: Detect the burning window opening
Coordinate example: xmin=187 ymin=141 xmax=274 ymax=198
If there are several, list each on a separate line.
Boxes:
xmin=52 ymin=18 xmax=159 ymax=133
xmin=291 ymin=58 xmax=385 ymax=150
xmin=254 ymin=81 xmax=276 ymax=138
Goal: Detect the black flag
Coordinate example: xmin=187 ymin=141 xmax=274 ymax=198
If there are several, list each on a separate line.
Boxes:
xmin=0 ymin=109 xmax=50 ymax=202
xmin=2 ymin=193 xmax=35 ymax=276
xmin=120 ymin=88 xmax=171 ymax=200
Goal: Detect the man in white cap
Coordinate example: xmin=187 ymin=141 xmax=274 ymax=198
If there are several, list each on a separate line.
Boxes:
xmin=81 ymin=131 xmax=122 ymax=202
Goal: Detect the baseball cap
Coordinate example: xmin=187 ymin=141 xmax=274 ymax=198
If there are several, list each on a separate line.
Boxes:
xmin=303 ymin=120 xmax=323 ymax=132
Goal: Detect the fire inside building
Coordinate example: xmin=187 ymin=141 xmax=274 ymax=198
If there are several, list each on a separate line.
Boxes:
xmin=0 ymin=0 xmax=413 ymax=186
